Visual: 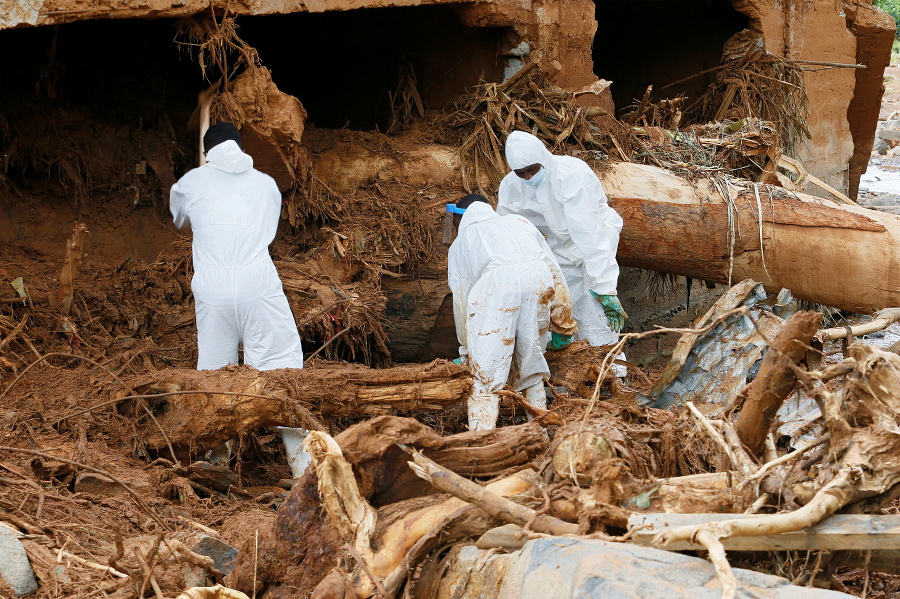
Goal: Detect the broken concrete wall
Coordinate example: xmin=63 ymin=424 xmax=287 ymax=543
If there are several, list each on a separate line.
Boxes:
xmin=732 ymin=0 xmax=893 ymax=197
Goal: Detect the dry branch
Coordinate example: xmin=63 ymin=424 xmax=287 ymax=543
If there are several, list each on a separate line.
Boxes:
xmin=406 ymin=448 xmax=578 ymax=537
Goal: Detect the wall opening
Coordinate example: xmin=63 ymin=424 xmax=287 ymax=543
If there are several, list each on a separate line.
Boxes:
xmin=591 ymin=0 xmax=748 ymax=116
xmin=237 ymin=6 xmax=505 ymax=131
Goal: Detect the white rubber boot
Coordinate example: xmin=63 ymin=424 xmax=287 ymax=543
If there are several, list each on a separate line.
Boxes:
xmin=612 ymin=351 xmax=628 ymax=379
xmin=468 ymin=392 xmax=501 ymax=431
xmin=523 ymin=384 xmax=547 ymax=418
xmin=273 ymin=426 xmax=312 ymax=479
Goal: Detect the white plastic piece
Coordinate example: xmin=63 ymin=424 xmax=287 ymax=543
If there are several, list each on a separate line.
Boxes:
xmin=273 ymin=427 xmax=312 ymax=479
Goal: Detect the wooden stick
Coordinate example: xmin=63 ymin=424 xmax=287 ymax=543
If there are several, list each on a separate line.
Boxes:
xmin=785 ymin=59 xmax=867 ymax=69
xmin=134 ymin=548 xmax=164 ymax=599
xmin=686 ymin=402 xmax=753 ymax=476
xmin=819 ymin=308 xmax=900 ymax=341
xmin=406 ymin=448 xmax=578 ymax=536
xmin=653 ymin=469 xmax=854 ymax=549
xmin=344 ymin=543 xmax=388 ymax=599
xmin=57 ymin=550 xmax=129 ymax=579
xmin=305 ymin=325 xmax=351 ymax=360
xmin=742 ymin=434 xmax=830 ymax=485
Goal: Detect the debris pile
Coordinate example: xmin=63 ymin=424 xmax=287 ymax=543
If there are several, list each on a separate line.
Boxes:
xmin=1 ymin=11 xmax=899 ymax=599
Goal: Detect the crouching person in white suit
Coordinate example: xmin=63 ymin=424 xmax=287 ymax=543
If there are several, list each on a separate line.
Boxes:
xmin=170 ymin=122 xmax=309 ymax=476
xmin=447 ymin=194 xmax=577 ymax=431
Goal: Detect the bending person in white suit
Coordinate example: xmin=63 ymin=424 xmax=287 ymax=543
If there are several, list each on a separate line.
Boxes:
xmin=447 ymin=194 xmax=577 ymax=431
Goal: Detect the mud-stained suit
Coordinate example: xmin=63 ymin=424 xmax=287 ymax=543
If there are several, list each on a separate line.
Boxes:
xmin=498 ymin=131 xmax=624 ymax=348
xmin=170 ymin=139 xmax=304 ymax=371
xmin=448 ymin=202 xmax=577 ymax=431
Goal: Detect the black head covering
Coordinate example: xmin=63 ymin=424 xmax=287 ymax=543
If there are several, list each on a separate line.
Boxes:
xmin=203 ymin=122 xmax=242 ymax=153
xmin=455 ymin=194 xmax=490 ymax=210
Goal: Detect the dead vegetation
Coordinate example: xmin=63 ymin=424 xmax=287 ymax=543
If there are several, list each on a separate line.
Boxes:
xmin=0 ymin=11 xmax=895 ymax=599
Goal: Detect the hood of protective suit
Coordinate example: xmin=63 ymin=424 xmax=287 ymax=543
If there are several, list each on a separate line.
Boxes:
xmin=504 ymin=131 xmax=555 ymax=172
xmin=457 ymin=201 xmax=498 ymax=233
xmin=206 ymin=139 xmax=254 ymax=174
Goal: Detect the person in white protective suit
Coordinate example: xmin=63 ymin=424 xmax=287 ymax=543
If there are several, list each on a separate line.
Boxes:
xmin=448 ymin=194 xmax=578 ymax=431
xmin=497 ymin=131 xmax=628 ymax=374
xmin=170 ymin=122 xmax=304 ymax=372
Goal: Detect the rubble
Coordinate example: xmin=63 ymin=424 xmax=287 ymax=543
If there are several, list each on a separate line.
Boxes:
xmin=0 ymin=2 xmax=898 ymax=597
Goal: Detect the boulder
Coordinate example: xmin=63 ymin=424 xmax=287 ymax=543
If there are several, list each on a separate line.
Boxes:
xmin=0 ymin=525 xmax=38 ymax=596
xmin=431 ymin=537 xmax=855 ymax=598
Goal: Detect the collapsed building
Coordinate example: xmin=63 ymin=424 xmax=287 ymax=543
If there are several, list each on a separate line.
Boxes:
xmin=1 ymin=0 xmax=900 ymax=597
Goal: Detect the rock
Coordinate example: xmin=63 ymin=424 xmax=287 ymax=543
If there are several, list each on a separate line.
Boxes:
xmin=434 ymin=537 xmax=855 ymax=598
xmin=191 ymin=536 xmax=239 ymax=575
xmin=863 ymin=193 xmax=900 ymax=207
xmin=73 ymin=472 xmax=122 ymax=497
xmin=878 ymin=128 xmax=900 ymax=141
xmin=0 ymin=525 xmax=39 ymax=596
xmin=875 ymin=136 xmax=889 ymax=154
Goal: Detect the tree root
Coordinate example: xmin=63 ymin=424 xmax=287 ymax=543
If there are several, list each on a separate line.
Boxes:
xmin=653 ymin=469 xmax=854 ymax=548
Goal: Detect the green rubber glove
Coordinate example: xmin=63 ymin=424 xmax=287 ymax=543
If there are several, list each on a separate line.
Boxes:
xmin=546 ymin=331 xmax=572 ymax=351
xmin=452 ymin=357 xmax=463 ymax=365
xmin=590 ymin=291 xmax=628 ymax=333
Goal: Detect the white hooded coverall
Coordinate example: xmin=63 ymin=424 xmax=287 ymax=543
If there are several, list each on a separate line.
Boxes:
xmin=170 ymin=140 xmax=304 ymax=371
xmin=498 ymin=131 xmax=624 ymax=347
xmin=448 ymin=202 xmax=577 ymax=430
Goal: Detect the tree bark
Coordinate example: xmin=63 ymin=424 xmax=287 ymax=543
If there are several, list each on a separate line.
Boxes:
xmin=602 ymin=162 xmax=900 ymax=313
xmin=117 ymin=361 xmax=471 ymax=453
xmin=734 ymin=310 xmax=822 ymax=456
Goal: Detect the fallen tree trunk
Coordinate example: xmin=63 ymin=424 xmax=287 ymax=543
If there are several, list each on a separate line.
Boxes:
xmin=734 ymin=310 xmax=822 ymax=456
xmin=602 ymin=162 xmax=900 ymax=313
xmin=111 ymin=362 xmax=471 ymax=454
xmin=310 ymin=150 xmax=900 ymax=314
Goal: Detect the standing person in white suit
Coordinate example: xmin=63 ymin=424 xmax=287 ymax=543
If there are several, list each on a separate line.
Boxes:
xmin=497 ymin=131 xmax=628 ymax=371
xmin=447 ymin=194 xmax=577 ymax=431
xmin=171 ymin=122 xmax=310 ymax=476
xmin=170 ymin=122 xmax=304 ymax=372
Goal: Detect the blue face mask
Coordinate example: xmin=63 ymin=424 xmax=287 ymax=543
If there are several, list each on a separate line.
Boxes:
xmin=523 ymin=166 xmax=546 ymax=187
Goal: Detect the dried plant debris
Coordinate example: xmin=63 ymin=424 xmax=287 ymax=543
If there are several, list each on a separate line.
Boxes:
xmin=442 ymin=62 xmax=638 ymax=196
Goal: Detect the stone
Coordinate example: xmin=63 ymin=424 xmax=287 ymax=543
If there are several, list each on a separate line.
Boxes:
xmin=878 ymin=128 xmax=900 ymax=141
xmin=73 ymin=472 xmax=122 ymax=497
xmin=190 ymin=536 xmax=239 ymax=575
xmin=874 ymin=136 xmax=889 ymax=154
xmin=864 ymin=193 xmax=900 ymax=207
xmin=0 ymin=525 xmax=39 ymax=596
xmin=437 ymin=537 xmax=855 ymax=598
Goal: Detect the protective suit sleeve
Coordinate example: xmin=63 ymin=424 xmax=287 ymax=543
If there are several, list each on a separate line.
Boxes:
xmin=528 ymin=221 xmax=577 ymax=337
xmin=559 ymin=174 xmax=623 ymax=296
xmin=447 ymin=247 xmax=470 ymax=361
xmin=169 ymin=179 xmax=192 ymax=231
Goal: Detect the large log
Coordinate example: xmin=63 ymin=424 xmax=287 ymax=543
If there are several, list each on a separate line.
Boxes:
xmin=112 ymin=362 xmax=471 ymax=453
xmin=311 ymin=144 xmax=900 ymax=313
xmin=602 ymin=162 xmax=900 ymax=313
